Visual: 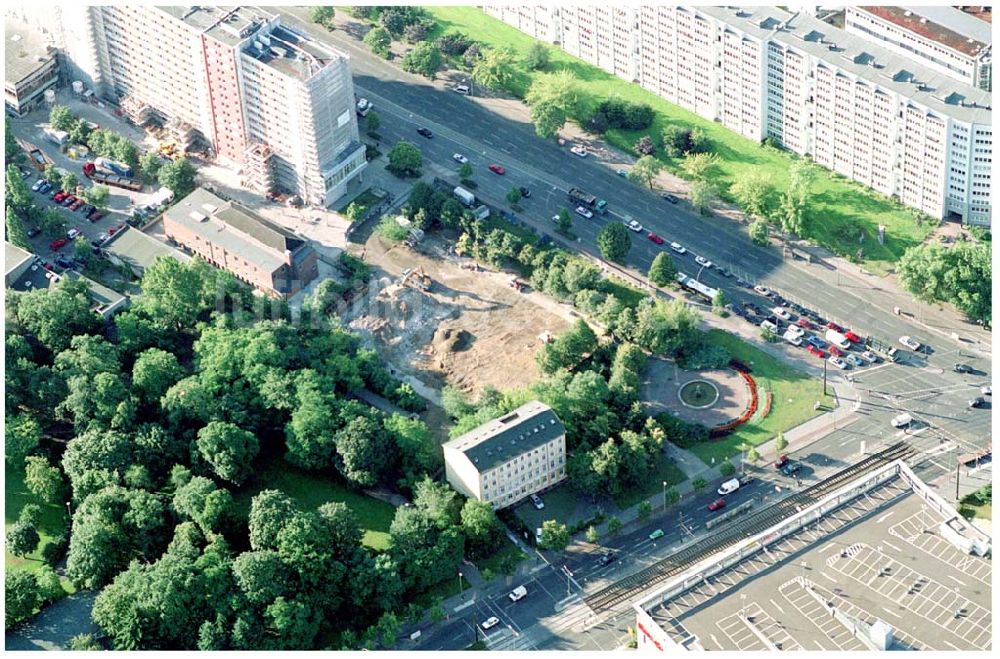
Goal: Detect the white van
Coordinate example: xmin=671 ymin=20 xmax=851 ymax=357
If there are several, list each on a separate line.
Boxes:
xmin=761 ymin=320 xmax=779 ymax=335
xmin=717 ymin=478 xmax=740 ymax=496
xmin=783 ymin=330 xmax=802 ymax=346
xmin=508 ymin=585 xmax=528 ymax=602
xmin=891 ymin=413 xmax=913 ymax=428
xmin=824 ymin=329 xmax=851 ymax=350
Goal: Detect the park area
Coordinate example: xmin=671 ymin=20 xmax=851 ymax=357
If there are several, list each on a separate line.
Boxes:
xmin=5 ymin=465 xmax=70 ymax=577
xmin=423 ymin=7 xmax=935 ymax=273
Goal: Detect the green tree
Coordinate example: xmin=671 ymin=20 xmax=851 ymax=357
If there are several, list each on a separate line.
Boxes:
xmin=49 ymin=104 xmax=76 ymax=132
xmin=196 ymin=421 xmax=260 ymax=486
xmin=524 ymin=41 xmax=550 ymax=70
xmin=5 ymin=121 xmax=19 ymax=161
xmin=746 ymin=447 xmax=761 ymax=464
xmin=131 ymin=348 xmax=185 ymax=404
xmin=133 ymin=257 xmax=217 ymax=331
xmin=158 ymin=158 xmax=197 ymax=198
xmin=749 ymin=219 xmax=770 ymax=246
xmin=556 ymin=207 xmax=573 ymax=233
xmin=458 ymin=162 xmax=473 ymax=180
xmin=529 ymin=100 xmax=567 ymax=140
xmin=526 ymin=70 xmax=581 ymax=115
xmin=6 ymin=570 xmax=40 ymax=628
xmin=661 ymin=124 xmax=691 ymax=157
xmin=628 ymin=155 xmax=664 ymax=190
xmin=386 ymin=141 xmax=422 ymax=177
xmin=898 ymin=241 xmax=991 ymax=326
xmin=665 ymin=487 xmax=680 ymax=507
xmin=712 ymin=289 xmax=727 ymax=312
xmin=34 ymin=565 xmax=66 ymax=603
xmin=39 ymin=207 xmax=66 ymax=238
xmin=774 ymin=432 xmax=788 ymax=454
xmin=536 ymin=318 xmax=598 ymax=374
xmin=680 ymin=152 xmax=719 ymax=182
xmin=401 ymin=42 xmax=442 ymax=78
xmin=607 ymin=516 xmax=622 ymax=536
xmin=309 ymin=6 xmax=335 ymax=27
xmin=6 ymin=520 xmax=40 ymax=557
xmin=59 ymin=173 xmax=79 ymax=194
xmin=460 ymin=499 xmax=499 ymax=552
xmin=24 ymin=456 xmax=66 ymax=503
xmin=690 ymin=180 xmax=718 ymax=216
xmin=173 ymin=476 xmax=234 ymax=534
xmin=5 ymin=206 xmax=31 ymax=250
xmin=363 ymin=26 xmax=392 ymax=58
xmin=538 ymin=519 xmax=569 ymax=551
xmin=648 ymin=252 xmax=678 ymax=287
xmin=585 ymin=525 xmax=599 ymax=544
xmin=138 ymin=151 xmax=162 ymax=185
xmin=111 ymin=140 xmax=139 ymax=170
xmin=9 ymin=276 xmax=100 ymax=352
xmin=506 ymin=186 xmax=522 ymax=206
xmin=18 ymin=504 xmax=43 ymax=527
xmin=730 ymin=172 xmax=772 ymax=219
xmin=67 ymin=634 xmax=103 ymax=651
xmin=778 ymin=162 xmax=813 ymax=236
xmin=637 ymin=501 xmax=652 ymax=520
xmin=6 ymin=164 xmax=36 ymax=221
xmin=5 ymin=415 xmax=42 ymax=468
xmin=472 ymin=47 xmax=517 ymax=91
xmin=83 ymin=185 xmax=109 ymax=210
xmin=366 ymin=111 xmax=381 ymax=133
xmin=719 ymin=461 xmax=736 ymax=477
xmin=691 ymin=477 xmax=707 ymax=491
xmin=597 ymin=221 xmax=631 ymax=262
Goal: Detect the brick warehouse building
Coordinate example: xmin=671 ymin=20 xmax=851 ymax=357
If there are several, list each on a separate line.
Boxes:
xmin=162 ymin=187 xmax=317 ymax=299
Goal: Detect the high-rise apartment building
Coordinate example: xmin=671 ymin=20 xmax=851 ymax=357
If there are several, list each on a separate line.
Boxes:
xmin=845 ymin=6 xmax=992 ymax=91
xmin=13 ymin=5 xmax=365 ymax=208
xmin=488 ymin=6 xmax=992 ymax=226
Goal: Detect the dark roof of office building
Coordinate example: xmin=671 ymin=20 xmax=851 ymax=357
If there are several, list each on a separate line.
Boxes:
xmin=444 ymin=401 xmax=565 ymax=472
xmin=860 ymin=6 xmax=991 ymax=56
xmin=164 ymin=187 xmax=308 ymax=273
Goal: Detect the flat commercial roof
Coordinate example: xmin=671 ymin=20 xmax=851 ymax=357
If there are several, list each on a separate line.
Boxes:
xmin=157 ymin=5 xmax=276 ymax=47
xmin=5 ymin=241 xmax=33 ymax=278
xmin=102 ymin=225 xmax=190 ymax=272
xmin=863 ymin=6 xmax=991 ymax=56
xmin=699 ymin=6 xmax=991 ymax=124
xmin=164 ymin=187 xmax=307 ymax=274
xmin=4 ymin=18 xmax=54 ymax=84
xmin=444 ymin=401 xmax=565 ymax=472
xmin=242 ymin=24 xmax=341 ymax=81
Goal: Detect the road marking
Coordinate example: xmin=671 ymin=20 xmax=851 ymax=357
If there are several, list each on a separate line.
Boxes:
xmin=882 ymin=540 xmax=901 ymax=553
xmin=709 ymin=633 xmax=720 ymax=649
xmin=880 ymin=607 xmax=902 ymax=619
xmin=769 ymin=598 xmax=785 ymax=615
xmin=820 ymin=572 xmax=837 ymax=583
xmin=814 ymin=640 xmax=825 ymax=650
xmin=947 ymin=575 xmax=967 ymax=587
xmin=944 ymin=640 xmax=961 ymax=651
xmin=876 ymin=511 xmax=894 ymax=523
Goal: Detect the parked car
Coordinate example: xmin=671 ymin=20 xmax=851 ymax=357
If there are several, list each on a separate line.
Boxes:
xmin=954 ymin=363 xmax=974 ymax=373
xmin=530 ymin=493 xmax=544 ymax=510
xmin=416 ymin=127 xmax=433 ymax=138
xmin=453 ymin=84 xmax=470 ymax=95
xmin=79 ymin=204 xmax=94 ymax=215
xmin=26 ymin=226 xmax=41 ymax=238
xmin=754 ymin=285 xmax=772 ymax=296
xmin=570 ymin=146 xmax=588 ymax=157
xmin=844 ymin=330 xmax=863 ymax=343
xmin=780 ymin=461 xmax=802 ymax=476
xmin=67 ymin=228 xmax=81 ymax=240
xmin=508 ymin=585 xmax=528 ymax=602
xmin=53 ymin=192 xmax=67 ymax=203
xmin=90 ymin=211 xmax=105 ymax=222
xmin=795 ymin=318 xmax=813 ymax=330
xmin=452 ymin=153 xmax=468 ymax=164
xmin=806 ymin=345 xmax=827 ymax=359
xmin=648 ymin=529 xmax=665 ymax=541
xmin=805 ymin=336 xmax=827 ymax=349
xmin=49 ymin=238 xmax=68 ymax=250
xmin=669 ymin=242 xmax=687 ymax=254
xmin=981 ymin=385 xmax=991 ymax=396
xmin=899 ymin=336 xmax=921 ymax=351
xmin=616 ymin=169 xmax=628 ymax=177
xmin=844 ymin=354 xmax=865 ymax=367
xmin=55 ymin=255 xmax=74 ymax=269
xmin=785 ymin=325 xmax=805 ymax=338
xmin=708 ymin=498 xmax=727 ymax=512
xmin=598 ymin=552 xmax=615 ymax=567
xmin=39 ymin=181 xmax=52 ymax=193
xmin=647 ymin=232 xmax=664 ymax=245
xmin=828 ymin=356 xmax=848 ymax=370
xmin=695 ymin=256 xmax=712 ymax=268
xmin=31 ymin=179 xmax=46 ymax=192
xmin=772 ymin=306 xmax=792 ymax=320
xmin=61 ymin=195 xmax=76 ymax=207
xmin=488 ymin=164 xmax=506 ymax=175
xmin=575 ymin=206 xmax=594 ymax=219
xmin=968 ymin=397 xmax=986 ymax=409
xmin=891 ymin=413 xmax=913 ymax=428
xmin=519 ymin=186 xmax=531 ymax=198
xmin=627 ymin=220 xmax=643 ymax=233
xmin=826 ymin=321 xmax=843 ymax=332
xmin=774 ymin=454 xmax=789 ymax=469
xmin=69 ymin=199 xmax=84 ymax=211
xmin=859 ymin=351 xmax=879 ymax=364
xmin=827 ymin=345 xmax=844 ymax=358
xmin=481 ymin=617 xmax=500 ymax=630
xmin=107 ymin=226 xmax=120 ymax=236
xmin=662 ymin=193 xmax=679 ymax=204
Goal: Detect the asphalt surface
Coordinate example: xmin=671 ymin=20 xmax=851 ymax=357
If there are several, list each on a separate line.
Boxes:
xmin=268 ymin=10 xmax=992 ymax=651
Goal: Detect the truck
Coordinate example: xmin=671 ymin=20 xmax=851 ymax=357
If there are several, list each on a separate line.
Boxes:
xmin=43 ymin=127 xmax=69 ymax=146
xmin=824 ymin=329 xmax=851 ymax=350
xmin=94 ymin=157 xmax=133 ymax=178
xmin=28 ymin=148 xmax=52 ymax=171
xmin=568 ymin=187 xmax=607 ymax=214
xmin=83 ymin=162 xmax=143 ymax=191
xmin=453 ymin=186 xmax=476 ymax=207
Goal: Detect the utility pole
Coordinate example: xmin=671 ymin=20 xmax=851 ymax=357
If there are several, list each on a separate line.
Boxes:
xmin=823 ymin=358 xmax=828 ymax=396
xmin=955 ymin=457 xmax=962 ymax=501
xmin=662 ymin=481 xmax=667 ymax=512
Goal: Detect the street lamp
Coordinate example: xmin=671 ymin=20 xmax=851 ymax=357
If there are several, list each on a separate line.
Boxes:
xmin=662 ymin=481 xmax=668 ymax=511
xmin=458 ymin=571 xmax=464 ymax=596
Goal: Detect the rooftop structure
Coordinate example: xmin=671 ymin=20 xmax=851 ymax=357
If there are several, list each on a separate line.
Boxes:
xmin=4 ymin=241 xmax=35 ymax=287
xmin=863 ymin=6 xmax=990 ymax=56
xmin=633 ymin=459 xmax=992 ymax=652
xmin=4 ymin=17 xmax=59 ymax=117
xmin=446 ymin=401 xmax=565 ymax=472
xmin=162 ymin=187 xmax=318 ymax=299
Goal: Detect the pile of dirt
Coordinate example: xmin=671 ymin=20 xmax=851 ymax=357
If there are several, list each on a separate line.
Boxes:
xmin=431 ymin=327 xmax=473 ymax=361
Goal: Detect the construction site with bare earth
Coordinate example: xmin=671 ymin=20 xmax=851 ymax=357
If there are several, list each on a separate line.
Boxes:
xmin=343 ymin=233 xmax=575 ymax=397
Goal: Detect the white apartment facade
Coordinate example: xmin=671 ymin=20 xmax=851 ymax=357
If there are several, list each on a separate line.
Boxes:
xmin=845 ymin=6 xmax=992 ymax=91
xmin=11 ymin=5 xmax=365 ymax=208
xmin=483 ymin=5 xmax=560 ymax=43
xmin=443 ymin=401 xmax=567 ymax=510
xmin=488 ymin=5 xmax=992 ymax=226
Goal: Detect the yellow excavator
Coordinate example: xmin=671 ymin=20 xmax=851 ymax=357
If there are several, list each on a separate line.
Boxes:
xmin=399 ymin=266 xmax=432 ymax=292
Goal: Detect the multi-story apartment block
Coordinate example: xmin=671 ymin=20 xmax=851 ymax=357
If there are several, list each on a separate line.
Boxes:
xmin=4 ymin=17 xmax=59 ymax=117
xmin=483 ymin=5 xmax=560 ymax=44
xmin=489 ymin=5 xmax=992 ymax=226
xmin=559 ymin=7 xmax=638 ymax=82
xmin=11 ymin=5 xmax=365 ymax=208
xmin=162 ymin=187 xmax=318 ymax=299
xmin=443 ymin=401 xmax=566 ymax=510
xmin=845 ymin=6 xmax=992 ymax=91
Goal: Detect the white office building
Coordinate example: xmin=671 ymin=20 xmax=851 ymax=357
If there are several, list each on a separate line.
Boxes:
xmin=487 ymin=5 xmax=992 ymax=226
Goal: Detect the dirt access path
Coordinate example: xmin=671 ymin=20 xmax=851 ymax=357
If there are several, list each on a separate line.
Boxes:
xmin=345 ymin=234 xmax=576 ymax=397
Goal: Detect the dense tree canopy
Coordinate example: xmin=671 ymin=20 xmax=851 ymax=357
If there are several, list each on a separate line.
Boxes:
xmin=898 ymin=241 xmax=991 ymax=325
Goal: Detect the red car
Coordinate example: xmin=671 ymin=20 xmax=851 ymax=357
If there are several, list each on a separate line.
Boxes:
xmin=488 ymin=164 xmax=506 ymax=175
xmin=69 ymin=200 xmax=84 ymax=211
xmin=647 ymin=232 xmax=664 ymax=245
xmin=708 ymin=498 xmax=727 ymax=512
xmin=774 ymin=454 xmax=789 ymax=469
xmin=61 ymin=195 xmax=77 ymax=207
xmin=826 ymin=321 xmax=843 ymax=332
xmin=49 ymin=238 xmax=68 ymax=251
xmin=53 ymin=192 xmax=67 ymax=203
xmin=828 ymin=345 xmax=844 ymax=357
xmin=115 ymin=220 xmax=126 ymax=231
xmin=107 ymin=226 xmax=119 ymax=236
xmin=844 ymin=330 xmax=862 ymax=344
xmin=806 ymin=345 xmax=827 ymax=359
xmin=795 ymin=318 xmax=813 ymax=330
xmin=90 ymin=211 xmax=105 ymax=222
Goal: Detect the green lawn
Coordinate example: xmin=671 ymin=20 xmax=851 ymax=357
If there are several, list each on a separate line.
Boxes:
xmin=425 ymin=7 xmax=934 ymax=273
xmin=233 ymin=460 xmax=396 ymax=551
xmin=515 ymin=484 xmax=580 ymax=531
xmin=337 ymin=188 xmax=383 ymax=218
xmin=688 ymin=330 xmax=832 ymax=465
xmin=5 ymin=464 xmax=69 ymax=576
xmin=612 ymin=455 xmax=687 ymax=510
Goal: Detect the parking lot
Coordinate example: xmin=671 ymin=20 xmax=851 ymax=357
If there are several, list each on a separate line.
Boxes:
xmin=652 ymin=484 xmax=991 ymax=651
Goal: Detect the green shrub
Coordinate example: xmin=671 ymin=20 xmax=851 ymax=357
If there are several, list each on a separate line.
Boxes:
xmin=719 ymin=461 xmax=736 ymax=477
xmin=376 ymin=215 xmax=409 ymax=242
xmin=679 ymin=344 xmax=731 ymax=370
xmin=691 ymin=477 xmax=707 ymax=491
